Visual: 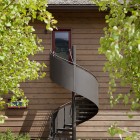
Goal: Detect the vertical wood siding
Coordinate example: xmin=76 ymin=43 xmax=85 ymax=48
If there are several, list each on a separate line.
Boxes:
xmin=0 ymin=9 xmax=140 ymax=140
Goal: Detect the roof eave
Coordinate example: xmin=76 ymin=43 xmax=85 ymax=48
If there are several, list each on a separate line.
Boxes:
xmin=48 ymin=4 xmax=98 ymax=10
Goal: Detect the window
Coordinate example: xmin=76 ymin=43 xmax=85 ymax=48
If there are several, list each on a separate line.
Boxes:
xmin=52 ymin=29 xmax=71 ymax=60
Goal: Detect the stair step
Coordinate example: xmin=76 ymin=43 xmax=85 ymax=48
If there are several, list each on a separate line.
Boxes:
xmin=57 ymin=128 xmax=72 ymax=132
xmin=75 ymin=96 xmax=85 ymax=100
xmin=75 ymin=97 xmax=94 ymax=104
xmin=64 ymin=124 xmax=72 ymax=128
xmin=76 ymin=120 xmax=83 ymax=124
xmin=76 ymin=116 xmax=87 ymax=119
xmin=76 ymin=100 xmax=93 ymax=103
xmin=75 ymin=98 xmax=85 ymax=101
xmin=76 ymin=101 xmax=95 ymax=105
xmin=75 ymin=98 xmax=90 ymax=101
xmin=76 ymin=107 xmax=97 ymax=110
xmin=77 ymin=112 xmax=93 ymax=115
xmin=56 ymin=133 xmax=72 ymax=139
xmin=77 ymin=113 xmax=97 ymax=118
xmin=76 ymin=105 xmax=95 ymax=108
xmin=77 ymin=107 xmax=96 ymax=111
xmin=76 ymin=102 xmax=93 ymax=105
xmin=75 ymin=95 xmax=82 ymax=98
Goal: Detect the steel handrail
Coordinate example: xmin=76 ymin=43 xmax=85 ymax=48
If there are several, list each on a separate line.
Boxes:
xmin=50 ymin=50 xmax=98 ymax=82
xmin=51 ymin=100 xmax=72 ymax=115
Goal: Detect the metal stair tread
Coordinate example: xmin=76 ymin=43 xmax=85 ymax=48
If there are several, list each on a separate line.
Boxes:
xmin=76 ymin=120 xmax=83 ymax=124
xmin=76 ymin=107 xmax=98 ymax=110
xmin=74 ymin=95 xmax=82 ymax=98
xmin=57 ymin=128 xmax=72 ymax=132
xmin=76 ymin=116 xmax=88 ymax=119
xmin=77 ymin=111 xmax=93 ymax=115
xmin=76 ymin=101 xmax=94 ymax=104
xmin=64 ymin=124 xmax=72 ymax=128
xmin=76 ymin=105 xmax=96 ymax=108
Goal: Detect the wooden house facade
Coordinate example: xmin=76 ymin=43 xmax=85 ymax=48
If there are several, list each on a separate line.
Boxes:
xmin=0 ymin=0 xmax=140 ymax=139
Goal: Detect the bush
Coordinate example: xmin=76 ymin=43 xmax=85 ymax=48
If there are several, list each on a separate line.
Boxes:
xmin=0 ymin=130 xmax=30 ymax=140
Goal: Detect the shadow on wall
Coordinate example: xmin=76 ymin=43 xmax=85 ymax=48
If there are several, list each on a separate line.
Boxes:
xmin=5 ymin=102 xmax=52 ymax=139
xmin=19 ymin=110 xmax=51 ymax=140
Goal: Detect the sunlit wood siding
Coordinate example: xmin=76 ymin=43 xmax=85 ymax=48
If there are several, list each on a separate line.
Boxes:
xmin=0 ymin=8 xmax=140 ymax=140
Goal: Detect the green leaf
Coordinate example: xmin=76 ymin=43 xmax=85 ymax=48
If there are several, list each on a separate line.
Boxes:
xmin=5 ymin=22 xmax=11 ymax=27
xmin=0 ymin=56 xmax=4 ymax=61
xmin=0 ymin=0 xmax=57 ymax=120
xmin=124 ymin=95 xmax=129 ymax=105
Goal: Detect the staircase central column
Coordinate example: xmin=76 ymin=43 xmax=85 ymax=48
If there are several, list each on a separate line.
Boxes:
xmin=72 ymin=45 xmax=76 ymax=140
xmin=72 ymin=92 xmax=76 ymax=140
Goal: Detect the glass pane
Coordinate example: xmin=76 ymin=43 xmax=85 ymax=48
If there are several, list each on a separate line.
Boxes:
xmin=55 ymin=31 xmax=69 ymax=60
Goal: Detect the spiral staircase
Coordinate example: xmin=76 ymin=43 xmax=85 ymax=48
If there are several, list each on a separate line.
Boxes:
xmin=49 ymin=48 xmax=99 ymax=140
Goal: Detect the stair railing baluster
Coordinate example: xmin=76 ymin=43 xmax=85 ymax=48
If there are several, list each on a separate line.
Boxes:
xmin=64 ymin=107 xmax=65 ymax=128
xmin=72 ymin=45 xmax=76 ymax=140
xmin=72 ymin=92 xmax=76 ymax=140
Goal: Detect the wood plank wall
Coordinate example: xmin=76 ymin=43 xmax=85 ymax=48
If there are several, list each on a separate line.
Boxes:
xmin=0 ymin=9 xmax=140 ymax=140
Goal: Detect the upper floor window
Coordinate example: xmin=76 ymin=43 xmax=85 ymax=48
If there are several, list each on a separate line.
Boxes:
xmin=52 ymin=29 xmax=71 ymax=60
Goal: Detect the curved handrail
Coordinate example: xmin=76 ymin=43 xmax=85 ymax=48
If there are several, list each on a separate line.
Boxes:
xmin=50 ymin=50 xmax=98 ymax=82
xmin=50 ymin=51 xmax=98 ymax=106
xmin=51 ymin=101 xmax=72 ymax=115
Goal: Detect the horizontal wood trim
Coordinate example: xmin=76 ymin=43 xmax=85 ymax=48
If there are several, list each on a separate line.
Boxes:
xmin=20 ymin=81 xmax=129 ymax=88
xmin=79 ymin=120 xmax=140 ymax=127
xmin=77 ymin=126 xmax=140 ymax=132
xmin=2 ymin=114 xmax=140 ymax=122
xmin=20 ymin=87 xmax=129 ymax=94
xmin=29 ymin=54 xmax=106 ymax=61
xmin=25 ymin=93 xmax=71 ymax=99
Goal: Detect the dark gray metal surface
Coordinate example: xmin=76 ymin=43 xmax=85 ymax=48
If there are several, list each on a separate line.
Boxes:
xmin=50 ymin=53 xmax=98 ymax=107
xmin=49 ymin=52 xmax=99 ymax=139
xmin=50 ymin=54 xmax=74 ymax=91
xmin=75 ymin=66 xmax=98 ymax=106
xmin=55 ymin=104 xmax=72 ymax=130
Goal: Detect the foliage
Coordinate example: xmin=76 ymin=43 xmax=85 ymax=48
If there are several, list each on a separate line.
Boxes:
xmin=93 ymin=0 xmax=140 ymax=139
xmin=0 ymin=130 xmax=30 ymax=140
xmin=108 ymin=123 xmax=140 ymax=140
xmin=0 ymin=115 xmax=8 ymax=124
xmin=0 ymin=0 xmax=57 ymax=123
xmin=93 ymin=0 xmax=140 ymax=110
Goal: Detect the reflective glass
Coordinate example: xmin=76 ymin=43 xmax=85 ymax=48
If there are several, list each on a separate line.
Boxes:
xmin=55 ymin=31 xmax=69 ymax=60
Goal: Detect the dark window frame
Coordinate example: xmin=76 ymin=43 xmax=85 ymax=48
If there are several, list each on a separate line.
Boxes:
xmin=52 ymin=29 xmax=71 ymax=54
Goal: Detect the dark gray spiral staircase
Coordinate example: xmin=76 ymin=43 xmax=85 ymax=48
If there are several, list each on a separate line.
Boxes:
xmin=49 ymin=48 xmax=99 ymax=140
